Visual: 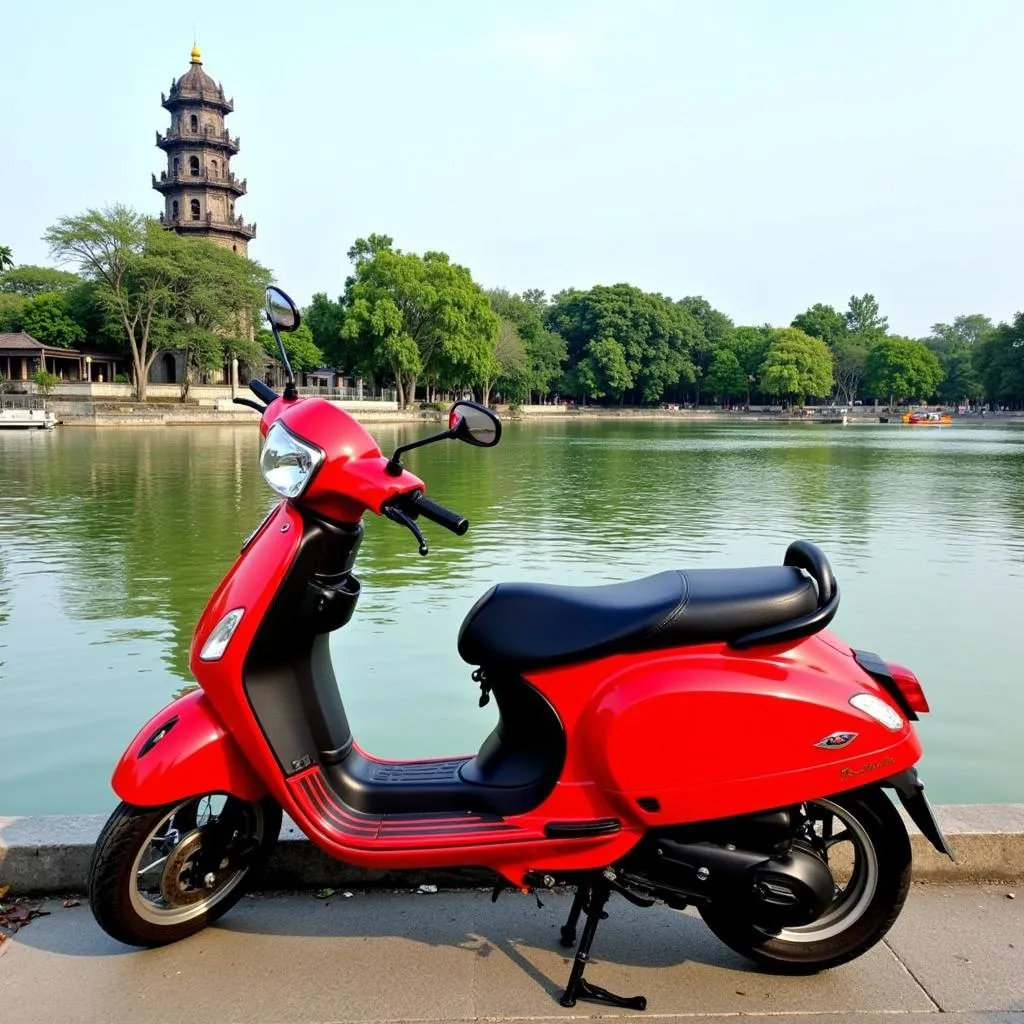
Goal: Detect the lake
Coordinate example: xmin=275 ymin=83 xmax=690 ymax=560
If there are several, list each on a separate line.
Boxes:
xmin=2 ymin=418 xmax=1023 ymax=815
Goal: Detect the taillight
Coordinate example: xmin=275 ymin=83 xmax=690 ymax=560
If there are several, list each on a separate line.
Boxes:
xmin=885 ymin=662 xmax=929 ymax=714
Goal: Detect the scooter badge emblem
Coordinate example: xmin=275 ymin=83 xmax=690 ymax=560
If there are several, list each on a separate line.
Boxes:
xmin=815 ymin=731 xmax=858 ymax=750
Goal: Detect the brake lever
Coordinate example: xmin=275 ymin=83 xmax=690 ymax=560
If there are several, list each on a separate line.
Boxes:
xmin=383 ymin=505 xmax=429 ymax=556
xmin=232 ymin=397 xmax=267 ymax=414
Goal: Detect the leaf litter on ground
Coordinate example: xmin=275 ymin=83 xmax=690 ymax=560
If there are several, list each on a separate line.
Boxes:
xmin=0 ymin=892 xmax=50 ymax=942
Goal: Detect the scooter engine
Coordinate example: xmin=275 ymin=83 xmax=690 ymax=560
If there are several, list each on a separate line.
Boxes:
xmin=620 ymin=837 xmax=835 ymax=929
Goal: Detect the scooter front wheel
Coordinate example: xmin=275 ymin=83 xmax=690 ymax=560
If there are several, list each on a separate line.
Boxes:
xmin=698 ymin=786 xmax=911 ymax=974
xmin=89 ymin=793 xmax=281 ymax=947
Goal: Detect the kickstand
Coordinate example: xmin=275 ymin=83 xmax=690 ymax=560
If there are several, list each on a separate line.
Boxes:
xmin=559 ymin=879 xmax=647 ymax=1011
xmin=558 ymin=886 xmax=585 ymax=947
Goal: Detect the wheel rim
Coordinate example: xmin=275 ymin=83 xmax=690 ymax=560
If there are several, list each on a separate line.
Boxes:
xmin=128 ymin=794 xmax=265 ymax=926
xmin=770 ymin=797 xmax=880 ymax=944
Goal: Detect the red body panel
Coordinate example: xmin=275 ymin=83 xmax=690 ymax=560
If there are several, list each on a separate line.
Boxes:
xmin=111 ymin=397 xmax=929 ymax=887
xmin=112 ymin=689 xmax=266 ymax=806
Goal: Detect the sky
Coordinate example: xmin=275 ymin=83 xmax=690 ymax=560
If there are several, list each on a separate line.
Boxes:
xmin=3 ymin=0 xmax=1024 ymax=337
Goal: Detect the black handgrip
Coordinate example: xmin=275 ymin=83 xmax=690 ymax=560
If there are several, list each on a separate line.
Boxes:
xmin=411 ymin=494 xmax=469 ymax=536
xmin=249 ymin=379 xmax=278 ymax=404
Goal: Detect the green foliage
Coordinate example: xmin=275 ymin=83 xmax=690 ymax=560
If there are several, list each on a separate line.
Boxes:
xmin=487 ymin=288 xmax=566 ymax=399
xmin=20 ymin=292 xmax=85 ymax=348
xmin=831 ymin=335 xmax=870 ymax=405
xmin=45 ymin=206 xmax=175 ymax=399
xmin=726 ymin=325 xmax=773 ymax=379
xmin=31 ymin=370 xmax=60 ymax=395
xmin=974 ymin=315 xmax=1024 ymax=407
xmin=0 ymin=292 xmax=26 ymax=332
xmin=304 ymin=292 xmax=348 ymax=370
xmin=703 ymin=348 xmax=748 ymax=403
xmin=0 ymin=246 xmax=13 ymax=272
xmin=863 ymin=337 xmax=944 ymax=404
xmin=928 ymin=314 xmax=993 ymax=348
xmin=547 ymin=284 xmax=697 ymax=403
xmin=791 ymin=303 xmax=847 ymax=346
xmin=341 ymin=236 xmax=498 ymax=408
xmin=164 ymin=236 xmax=271 ymax=392
xmin=0 ymin=265 xmax=82 ymax=297
xmin=759 ymin=328 xmax=834 ymax=403
xmin=261 ymin=322 xmax=323 ymax=375
xmin=45 ymin=206 xmax=270 ymax=400
xmin=844 ymin=294 xmax=888 ymax=343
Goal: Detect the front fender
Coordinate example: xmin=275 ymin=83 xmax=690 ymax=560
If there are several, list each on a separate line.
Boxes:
xmin=112 ymin=689 xmax=267 ymax=807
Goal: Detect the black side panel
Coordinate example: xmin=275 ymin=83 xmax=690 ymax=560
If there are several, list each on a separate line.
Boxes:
xmin=244 ymin=515 xmax=363 ymax=774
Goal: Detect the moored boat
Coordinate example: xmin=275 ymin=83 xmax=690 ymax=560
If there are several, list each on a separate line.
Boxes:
xmin=901 ymin=410 xmax=952 ymax=426
xmin=0 ymin=397 xmax=57 ymax=429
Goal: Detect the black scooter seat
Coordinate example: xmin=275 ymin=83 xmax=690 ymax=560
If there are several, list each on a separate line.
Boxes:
xmin=457 ymin=566 xmax=817 ymax=670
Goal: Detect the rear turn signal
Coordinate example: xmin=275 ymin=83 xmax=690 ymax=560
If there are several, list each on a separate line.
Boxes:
xmin=885 ymin=662 xmax=929 ymax=714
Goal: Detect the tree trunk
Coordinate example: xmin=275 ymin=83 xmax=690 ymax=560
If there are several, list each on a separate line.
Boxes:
xmin=481 ymin=380 xmax=492 ymax=407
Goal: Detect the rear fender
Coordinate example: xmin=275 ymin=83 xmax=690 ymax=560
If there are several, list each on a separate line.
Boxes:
xmin=885 ymin=768 xmax=956 ymax=859
xmin=112 ymin=689 xmax=267 ymax=807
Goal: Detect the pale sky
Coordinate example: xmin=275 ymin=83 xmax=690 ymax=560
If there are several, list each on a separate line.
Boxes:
xmin=4 ymin=0 xmax=1023 ymax=337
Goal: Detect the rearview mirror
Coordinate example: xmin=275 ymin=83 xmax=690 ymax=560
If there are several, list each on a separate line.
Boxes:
xmin=448 ymin=401 xmax=501 ymax=447
xmin=265 ymin=286 xmax=300 ymax=333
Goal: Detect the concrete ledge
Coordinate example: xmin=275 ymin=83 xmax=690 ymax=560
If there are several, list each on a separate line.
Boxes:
xmin=3 ymin=805 xmax=1023 ymax=896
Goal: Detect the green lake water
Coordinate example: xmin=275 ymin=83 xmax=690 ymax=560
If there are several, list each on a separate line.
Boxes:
xmin=1 ymin=419 xmax=1023 ymax=815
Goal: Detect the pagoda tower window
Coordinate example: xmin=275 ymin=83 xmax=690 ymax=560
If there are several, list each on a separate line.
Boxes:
xmin=172 ymin=200 xmax=179 ymax=219
xmin=173 ymin=157 xmax=179 ymax=176
xmin=190 ymin=114 xmax=198 ymax=132
xmin=189 ymin=156 xmax=200 ymax=176
xmin=190 ymin=199 xmax=201 ymax=221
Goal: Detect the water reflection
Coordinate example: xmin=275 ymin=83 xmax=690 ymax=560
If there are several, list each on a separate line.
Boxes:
xmin=2 ymin=421 xmax=1023 ymax=813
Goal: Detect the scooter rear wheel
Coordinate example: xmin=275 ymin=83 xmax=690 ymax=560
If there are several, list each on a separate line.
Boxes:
xmin=89 ymin=793 xmax=281 ymax=947
xmin=698 ymin=786 xmax=911 ymax=974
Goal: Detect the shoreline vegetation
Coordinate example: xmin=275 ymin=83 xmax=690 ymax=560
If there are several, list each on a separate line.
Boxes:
xmin=3 ymin=221 xmax=1023 ymax=415
xmin=34 ymin=397 xmax=1024 ymax=428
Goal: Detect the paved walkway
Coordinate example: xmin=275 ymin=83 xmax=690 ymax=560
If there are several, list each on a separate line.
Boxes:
xmin=1 ymin=883 xmax=1021 ymax=1023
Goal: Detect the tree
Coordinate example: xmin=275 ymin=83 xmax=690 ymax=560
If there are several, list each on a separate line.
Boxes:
xmin=974 ymin=315 xmax=1024 ymax=408
xmin=863 ymin=337 xmax=943 ymax=406
xmin=759 ymin=328 xmax=834 ymax=405
xmin=0 ymin=246 xmax=13 ymax=272
xmin=576 ymin=336 xmax=633 ymax=400
xmin=20 ymin=292 xmax=86 ymax=348
xmin=791 ymin=303 xmax=847 ymax=346
xmin=341 ymin=237 xmax=498 ymax=408
xmin=928 ymin=314 xmax=993 ymax=348
xmin=164 ymin=236 xmax=270 ymax=397
xmin=304 ymin=292 xmax=348 ymax=371
xmin=546 ymin=284 xmax=697 ymax=404
xmin=844 ymin=294 xmax=888 ymax=342
xmin=925 ymin=315 xmax=991 ymax=405
xmin=676 ymin=296 xmax=734 ymax=405
xmin=703 ymin=348 xmax=748 ymax=404
xmin=0 ymin=265 xmax=82 ymax=297
xmin=0 ymin=293 xmax=26 ymax=332
xmin=44 ymin=207 xmax=181 ymax=400
xmin=261 ymin=322 xmax=323 ymax=376
xmin=832 ymin=335 xmax=870 ymax=405
xmin=488 ymin=288 xmax=566 ymax=401
xmin=726 ymin=325 xmax=773 ymax=404
xmin=478 ymin=319 xmax=530 ymax=405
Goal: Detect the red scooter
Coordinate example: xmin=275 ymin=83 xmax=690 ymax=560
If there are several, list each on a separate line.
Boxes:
xmin=89 ymin=286 xmax=952 ymax=1010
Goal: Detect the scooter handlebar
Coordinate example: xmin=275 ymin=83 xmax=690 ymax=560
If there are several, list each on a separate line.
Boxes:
xmin=408 ymin=493 xmax=470 ymax=536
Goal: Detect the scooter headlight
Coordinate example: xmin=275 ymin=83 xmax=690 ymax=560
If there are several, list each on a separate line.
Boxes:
xmin=260 ymin=421 xmax=324 ymax=499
